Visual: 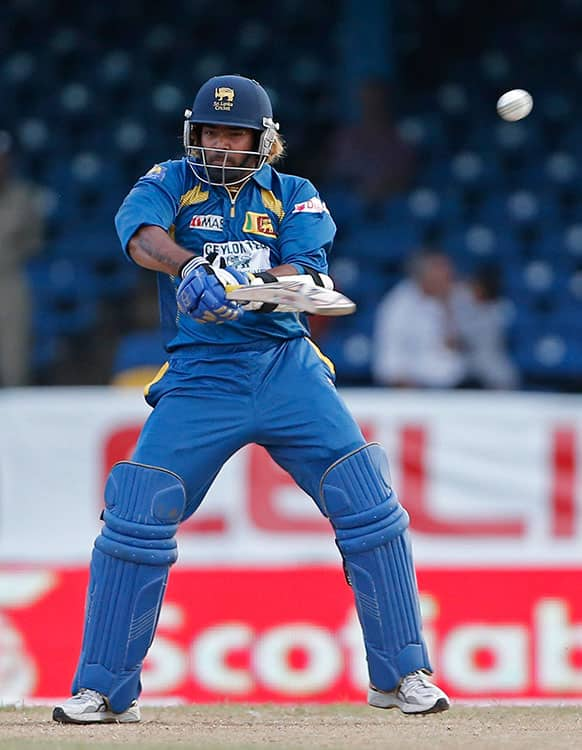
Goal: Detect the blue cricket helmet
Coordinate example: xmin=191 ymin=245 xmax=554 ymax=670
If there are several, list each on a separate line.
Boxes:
xmin=183 ymin=74 xmax=280 ymax=187
xmin=189 ymin=74 xmax=274 ymax=129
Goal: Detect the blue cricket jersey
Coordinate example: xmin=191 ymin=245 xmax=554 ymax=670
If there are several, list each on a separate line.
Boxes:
xmin=115 ymin=159 xmax=336 ymax=351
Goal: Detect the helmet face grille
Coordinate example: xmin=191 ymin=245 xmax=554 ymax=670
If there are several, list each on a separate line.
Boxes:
xmin=186 ymin=141 xmax=268 ymax=188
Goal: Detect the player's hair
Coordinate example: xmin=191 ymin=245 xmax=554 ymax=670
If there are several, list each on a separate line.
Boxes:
xmin=267 ymin=132 xmax=285 ymax=165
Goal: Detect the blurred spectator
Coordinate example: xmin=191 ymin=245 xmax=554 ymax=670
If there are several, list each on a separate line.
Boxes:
xmin=110 ymin=274 xmax=165 ymax=387
xmin=325 ymin=79 xmax=417 ymax=211
xmin=371 ymin=250 xmax=467 ymax=388
xmin=0 ymin=132 xmax=44 ymax=386
xmin=456 ymin=265 xmax=519 ymax=390
xmin=372 ymin=251 xmax=518 ymax=390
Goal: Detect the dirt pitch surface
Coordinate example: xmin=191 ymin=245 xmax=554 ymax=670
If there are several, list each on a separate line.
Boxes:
xmin=1 ymin=704 xmax=582 ymax=750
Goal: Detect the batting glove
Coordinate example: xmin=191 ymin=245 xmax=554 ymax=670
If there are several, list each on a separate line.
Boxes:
xmin=177 ymin=256 xmax=244 ymax=324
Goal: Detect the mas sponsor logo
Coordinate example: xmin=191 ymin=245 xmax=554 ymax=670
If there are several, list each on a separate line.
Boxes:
xmin=203 ymin=240 xmax=271 ymax=272
xmin=292 ymin=197 xmax=329 ymax=214
xmin=243 ymin=212 xmax=276 ymax=238
xmin=190 ymin=214 xmax=224 ymax=232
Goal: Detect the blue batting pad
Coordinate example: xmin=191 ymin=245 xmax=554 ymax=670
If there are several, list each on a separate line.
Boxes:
xmin=73 ymin=461 xmax=186 ymax=713
xmin=320 ymin=443 xmax=431 ymax=691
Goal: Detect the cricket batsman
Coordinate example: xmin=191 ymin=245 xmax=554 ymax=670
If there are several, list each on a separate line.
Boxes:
xmin=53 ymin=74 xmax=449 ymax=723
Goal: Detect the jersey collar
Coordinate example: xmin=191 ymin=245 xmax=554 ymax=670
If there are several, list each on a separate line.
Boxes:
xmin=250 ymin=163 xmax=274 ymax=189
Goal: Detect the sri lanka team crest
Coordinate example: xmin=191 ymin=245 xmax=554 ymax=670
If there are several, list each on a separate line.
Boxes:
xmin=214 ymin=87 xmax=235 ymax=111
xmin=144 ymin=164 xmax=167 ymax=181
xmin=243 ymin=211 xmax=276 ymax=238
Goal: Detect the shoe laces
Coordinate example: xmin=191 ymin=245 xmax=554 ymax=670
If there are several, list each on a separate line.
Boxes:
xmin=72 ymin=688 xmax=103 ymax=703
xmin=399 ymin=670 xmax=435 ymax=697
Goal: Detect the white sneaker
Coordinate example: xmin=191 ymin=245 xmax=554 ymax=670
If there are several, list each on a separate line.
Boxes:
xmin=52 ymin=688 xmax=141 ymax=724
xmin=368 ymin=671 xmax=450 ymax=715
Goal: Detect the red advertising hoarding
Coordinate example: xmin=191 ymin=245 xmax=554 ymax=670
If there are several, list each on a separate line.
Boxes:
xmin=3 ymin=566 xmax=582 ymax=704
xmin=2 ymin=389 xmax=582 ymax=703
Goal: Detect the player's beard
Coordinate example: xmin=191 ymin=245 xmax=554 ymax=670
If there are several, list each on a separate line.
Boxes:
xmin=205 ymin=153 xmax=258 ymax=186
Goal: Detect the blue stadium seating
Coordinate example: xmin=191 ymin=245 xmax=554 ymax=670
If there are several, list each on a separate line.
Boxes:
xmin=3 ymin=1 xmax=582 ymax=389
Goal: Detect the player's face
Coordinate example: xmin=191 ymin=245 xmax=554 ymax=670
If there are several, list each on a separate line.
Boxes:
xmin=198 ymin=124 xmax=258 ymax=186
xmin=200 ymin=125 xmax=255 ymax=167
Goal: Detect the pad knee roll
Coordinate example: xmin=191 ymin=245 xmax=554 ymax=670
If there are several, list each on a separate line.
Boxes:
xmin=96 ymin=461 xmax=185 ymax=565
xmin=320 ymin=442 xmax=409 ymax=546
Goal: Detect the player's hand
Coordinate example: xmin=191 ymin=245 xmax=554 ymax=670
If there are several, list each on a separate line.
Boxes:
xmin=176 ymin=257 xmax=243 ymax=324
xmin=214 ymin=264 xmax=250 ymax=290
xmin=207 ymin=255 xmax=269 ymax=310
xmin=204 ymin=253 xmax=251 ymax=291
xmin=204 ymin=254 xmax=280 ymax=312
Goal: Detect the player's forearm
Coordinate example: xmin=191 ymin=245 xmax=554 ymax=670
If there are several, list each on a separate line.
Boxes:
xmin=128 ymin=225 xmax=193 ymax=275
xmin=129 ymin=227 xmax=321 ymax=281
xmin=265 ymin=264 xmax=300 ymax=277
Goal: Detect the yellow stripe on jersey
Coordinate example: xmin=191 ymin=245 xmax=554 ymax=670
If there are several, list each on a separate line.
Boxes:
xmin=306 ymin=338 xmax=335 ymax=376
xmin=178 ymin=184 xmax=209 ymax=210
xmin=260 ymin=188 xmax=285 ymax=220
xmin=143 ymin=361 xmax=170 ymax=397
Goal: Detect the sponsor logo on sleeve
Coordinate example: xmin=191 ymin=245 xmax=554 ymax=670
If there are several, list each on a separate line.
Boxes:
xmin=189 ymin=214 xmax=224 ymax=232
xmin=243 ymin=211 xmax=277 ymax=238
xmin=292 ymin=197 xmax=329 ymax=214
xmin=144 ymin=164 xmax=167 ymax=181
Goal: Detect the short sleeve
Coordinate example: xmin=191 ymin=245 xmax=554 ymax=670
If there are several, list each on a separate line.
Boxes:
xmin=278 ymin=178 xmax=336 ymax=274
xmin=115 ymin=161 xmax=185 ymax=258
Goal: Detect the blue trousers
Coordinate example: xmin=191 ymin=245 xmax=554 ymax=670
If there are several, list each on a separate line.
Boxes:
xmin=74 ymin=336 xmax=430 ymax=710
xmin=134 ymin=336 xmax=366 ymax=518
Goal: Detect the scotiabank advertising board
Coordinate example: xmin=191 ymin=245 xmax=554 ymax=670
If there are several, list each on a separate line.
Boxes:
xmin=4 ymin=567 xmax=582 ymax=704
xmin=1 ymin=388 xmax=582 ymax=703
